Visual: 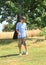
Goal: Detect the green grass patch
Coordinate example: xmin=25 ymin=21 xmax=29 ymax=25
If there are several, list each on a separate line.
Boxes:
xmin=0 ymin=39 xmax=46 ymax=65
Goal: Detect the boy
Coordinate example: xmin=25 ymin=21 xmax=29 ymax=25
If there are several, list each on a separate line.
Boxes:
xmin=16 ymin=17 xmax=28 ymax=56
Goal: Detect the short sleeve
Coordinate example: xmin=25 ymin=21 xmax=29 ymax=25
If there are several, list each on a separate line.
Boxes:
xmin=25 ymin=23 xmax=27 ymax=30
xmin=16 ymin=23 xmax=19 ymax=30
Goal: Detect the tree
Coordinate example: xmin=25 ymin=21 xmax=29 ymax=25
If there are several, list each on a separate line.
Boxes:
xmin=0 ymin=0 xmax=46 ymax=28
xmin=3 ymin=23 xmax=15 ymax=32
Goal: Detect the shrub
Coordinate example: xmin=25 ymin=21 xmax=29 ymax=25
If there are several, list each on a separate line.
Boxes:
xmin=39 ymin=27 xmax=46 ymax=36
xmin=3 ymin=24 xmax=15 ymax=32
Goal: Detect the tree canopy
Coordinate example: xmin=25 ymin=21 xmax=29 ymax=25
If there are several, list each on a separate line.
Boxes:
xmin=0 ymin=0 xmax=46 ymax=31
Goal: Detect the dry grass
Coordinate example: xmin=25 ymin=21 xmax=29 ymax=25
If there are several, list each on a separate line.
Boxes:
xmin=26 ymin=29 xmax=41 ymax=37
xmin=0 ymin=32 xmax=14 ymax=39
xmin=0 ymin=29 xmax=41 ymax=39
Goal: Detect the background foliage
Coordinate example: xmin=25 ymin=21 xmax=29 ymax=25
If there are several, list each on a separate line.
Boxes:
xmin=0 ymin=0 xmax=46 ymax=31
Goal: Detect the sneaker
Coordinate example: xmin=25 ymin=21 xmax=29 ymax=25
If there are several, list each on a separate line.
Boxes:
xmin=23 ymin=51 xmax=28 ymax=55
xmin=19 ymin=53 xmax=22 ymax=56
xmin=26 ymin=52 xmax=28 ymax=55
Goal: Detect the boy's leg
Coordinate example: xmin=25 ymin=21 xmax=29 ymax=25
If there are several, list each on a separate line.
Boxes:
xmin=18 ymin=38 xmax=22 ymax=54
xmin=23 ymin=38 xmax=28 ymax=55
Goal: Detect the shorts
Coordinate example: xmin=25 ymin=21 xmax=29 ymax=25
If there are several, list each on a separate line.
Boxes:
xmin=18 ymin=37 xmax=26 ymax=46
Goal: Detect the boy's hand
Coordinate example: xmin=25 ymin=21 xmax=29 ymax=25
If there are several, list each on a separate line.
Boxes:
xmin=18 ymin=32 xmax=21 ymax=36
xmin=16 ymin=30 xmax=21 ymax=36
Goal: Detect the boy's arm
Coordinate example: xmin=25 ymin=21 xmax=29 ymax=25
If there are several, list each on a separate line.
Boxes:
xmin=16 ymin=30 xmax=21 ymax=35
xmin=16 ymin=23 xmax=21 ymax=35
xmin=25 ymin=23 xmax=28 ymax=37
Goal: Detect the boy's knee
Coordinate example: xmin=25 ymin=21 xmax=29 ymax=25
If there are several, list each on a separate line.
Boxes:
xmin=23 ymin=42 xmax=26 ymax=46
xmin=18 ymin=44 xmax=21 ymax=47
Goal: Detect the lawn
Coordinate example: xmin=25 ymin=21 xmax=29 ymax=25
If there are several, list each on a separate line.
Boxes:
xmin=0 ymin=39 xmax=46 ymax=65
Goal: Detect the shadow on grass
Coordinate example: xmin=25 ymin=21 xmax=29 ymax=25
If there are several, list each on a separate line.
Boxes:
xmin=0 ymin=38 xmax=45 ymax=45
xmin=0 ymin=39 xmax=17 ymax=45
xmin=0 ymin=54 xmax=19 ymax=58
xmin=27 ymin=38 xmax=45 ymax=43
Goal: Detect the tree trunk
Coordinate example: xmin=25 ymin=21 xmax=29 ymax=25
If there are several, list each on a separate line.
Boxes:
xmin=13 ymin=14 xmax=20 ymax=39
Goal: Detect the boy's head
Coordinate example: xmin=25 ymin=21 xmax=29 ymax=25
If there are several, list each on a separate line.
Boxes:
xmin=21 ymin=16 xmax=26 ymax=23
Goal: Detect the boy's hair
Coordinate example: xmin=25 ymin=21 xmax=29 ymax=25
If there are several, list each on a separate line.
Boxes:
xmin=21 ymin=16 xmax=26 ymax=20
